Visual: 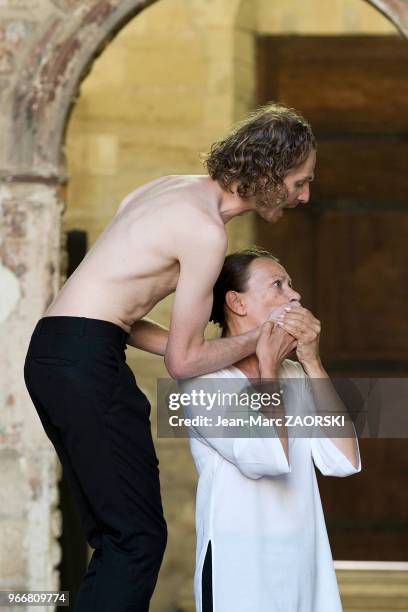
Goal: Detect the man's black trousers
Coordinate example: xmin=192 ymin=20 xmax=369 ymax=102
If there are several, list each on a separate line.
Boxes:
xmin=24 ymin=316 xmax=167 ymax=612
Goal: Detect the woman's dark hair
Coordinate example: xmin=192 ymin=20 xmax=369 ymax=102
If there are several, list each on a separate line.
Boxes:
xmin=203 ymin=102 xmax=316 ymax=201
xmin=210 ymin=247 xmax=279 ymax=336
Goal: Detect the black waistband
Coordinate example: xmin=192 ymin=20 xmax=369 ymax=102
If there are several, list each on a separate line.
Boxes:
xmin=34 ymin=316 xmax=129 ymax=346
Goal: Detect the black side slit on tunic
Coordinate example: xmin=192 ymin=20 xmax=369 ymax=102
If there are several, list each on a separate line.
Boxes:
xmin=202 ymin=540 xmax=213 ymax=612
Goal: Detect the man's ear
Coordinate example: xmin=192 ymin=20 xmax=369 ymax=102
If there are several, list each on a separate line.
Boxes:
xmin=225 ymin=290 xmax=246 ymax=317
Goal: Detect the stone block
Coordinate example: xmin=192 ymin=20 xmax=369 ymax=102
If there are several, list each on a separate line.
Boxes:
xmin=233 ymin=28 xmax=256 ymax=63
xmin=0 ymin=19 xmax=31 ymax=75
xmin=0 ymin=519 xmax=27 ymax=583
xmin=0 ymin=449 xmax=28 ymax=518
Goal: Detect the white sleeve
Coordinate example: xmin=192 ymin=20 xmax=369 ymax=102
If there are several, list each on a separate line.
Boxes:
xmin=180 ymin=375 xmax=290 ymax=480
xmin=291 ymin=363 xmax=363 ymax=477
xmin=311 ymin=434 xmax=362 ymax=477
xmin=212 ymin=436 xmax=290 ymax=480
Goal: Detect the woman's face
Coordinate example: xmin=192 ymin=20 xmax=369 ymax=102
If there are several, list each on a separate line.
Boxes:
xmin=233 ymin=257 xmax=301 ymax=329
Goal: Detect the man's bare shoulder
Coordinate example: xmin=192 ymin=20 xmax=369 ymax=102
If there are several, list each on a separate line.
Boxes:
xmin=174 ymin=206 xmax=227 ymax=251
xmin=171 ymin=176 xmax=226 ymax=229
xmin=116 ymin=174 xmax=227 ymax=253
xmin=115 ymin=175 xmax=171 ymax=214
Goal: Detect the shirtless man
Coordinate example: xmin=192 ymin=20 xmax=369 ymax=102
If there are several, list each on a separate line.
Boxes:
xmin=24 ymin=103 xmax=316 ymax=612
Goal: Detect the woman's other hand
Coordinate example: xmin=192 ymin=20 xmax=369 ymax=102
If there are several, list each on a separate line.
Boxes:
xmin=276 ymin=307 xmax=322 ymax=374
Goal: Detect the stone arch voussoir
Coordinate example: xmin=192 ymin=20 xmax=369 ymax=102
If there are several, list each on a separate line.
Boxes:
xmin=9 ymin=0 xmax=158 ymax=180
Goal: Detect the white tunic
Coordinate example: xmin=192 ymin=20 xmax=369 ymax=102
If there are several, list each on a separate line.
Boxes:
xmin=182 ymin=360 xmax=362 ymax=612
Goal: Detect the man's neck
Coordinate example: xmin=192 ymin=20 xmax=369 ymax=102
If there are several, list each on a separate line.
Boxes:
xmin=208 ymin=177 xmax=255 ymax=224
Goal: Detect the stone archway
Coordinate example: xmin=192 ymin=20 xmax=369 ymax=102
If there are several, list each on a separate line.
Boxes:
xmin=0 ymin=0 xmax=407 ymax=599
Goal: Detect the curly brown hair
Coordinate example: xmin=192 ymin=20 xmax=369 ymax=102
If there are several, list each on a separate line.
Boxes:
xmin=203 ymin=102 xmax=316 ymax=202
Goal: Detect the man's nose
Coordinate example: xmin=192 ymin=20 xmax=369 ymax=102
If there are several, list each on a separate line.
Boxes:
xmin=299 ymin=184 xmax=310 ymax=204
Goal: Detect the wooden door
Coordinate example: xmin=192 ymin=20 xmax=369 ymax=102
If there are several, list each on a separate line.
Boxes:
xmin=256 ymin=36 xmax=408 ymax=560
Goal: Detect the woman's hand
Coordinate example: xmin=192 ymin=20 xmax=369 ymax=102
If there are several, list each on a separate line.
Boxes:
xmin=267 ymin=300 xmax=301 ymax=323
xmin=256 ymin=321 xmax=297 ymax=379
xmin=276 ymin=307 xmax=322 ymax=373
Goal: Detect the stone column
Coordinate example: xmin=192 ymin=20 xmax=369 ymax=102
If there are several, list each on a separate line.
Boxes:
xmin=0 ymin=179 xmax=64 ymax=601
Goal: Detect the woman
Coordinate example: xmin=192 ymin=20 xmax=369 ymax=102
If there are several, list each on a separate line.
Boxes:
xmin=181 ymin=247 xmax=361 ymax=612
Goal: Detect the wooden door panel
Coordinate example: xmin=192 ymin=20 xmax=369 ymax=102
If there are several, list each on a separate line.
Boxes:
xmin=257 ymin=36 xmax=408 ymax=133
xmin=318 ymin=439 xmax=408 ymax=561
xmin=317 ymin=211 xmax=408 ymax=361
xmin=255 ymin=210 xmax=316 ymax=310
xmin=313 ymin=140 xmax=408 ymax=202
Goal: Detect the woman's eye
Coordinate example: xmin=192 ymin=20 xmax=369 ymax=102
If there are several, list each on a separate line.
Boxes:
xmin=273 ymin=280 xmax=282 ymax=288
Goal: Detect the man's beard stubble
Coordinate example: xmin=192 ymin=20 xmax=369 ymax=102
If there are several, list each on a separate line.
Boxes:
xmin=254 ymin=183 xmax=290 ymax=222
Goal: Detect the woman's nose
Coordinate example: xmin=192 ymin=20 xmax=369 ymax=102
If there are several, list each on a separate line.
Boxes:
xmin=289 ymin=289 xmax=301 ymax=302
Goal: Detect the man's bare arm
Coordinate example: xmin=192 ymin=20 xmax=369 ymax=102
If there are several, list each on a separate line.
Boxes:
xmin=127 ymin=319 xmax=168 ymax=355
xmin=164 ymin=225 xmax=260 ymax=379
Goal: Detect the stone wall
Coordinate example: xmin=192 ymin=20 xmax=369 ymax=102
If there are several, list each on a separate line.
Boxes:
xmin=0 ymin=0 xmax=407 ymax=611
